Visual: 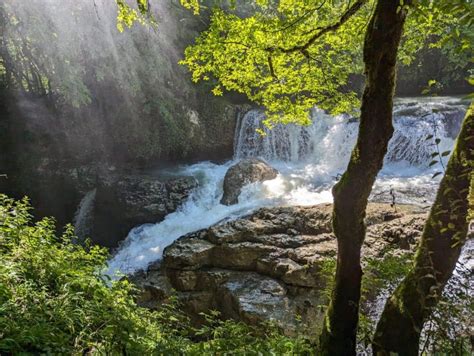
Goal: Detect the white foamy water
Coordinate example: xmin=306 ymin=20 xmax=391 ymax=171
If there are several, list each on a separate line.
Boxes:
xmin=73 ymin=188 xmax=97 ymax=242
xmin=107 ymin=97 xmax=468 ymax=276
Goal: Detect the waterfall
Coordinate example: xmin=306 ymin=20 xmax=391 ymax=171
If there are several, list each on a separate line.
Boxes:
xmin=107 ymin=96 xmax=469 ymax=275
xmin=73 ymin=189 xmax=97 ymax=242
xmin=234 ymin=108 xmax=356 ymax=164
xmin=235 ymin=97 xmax=466 ymax=168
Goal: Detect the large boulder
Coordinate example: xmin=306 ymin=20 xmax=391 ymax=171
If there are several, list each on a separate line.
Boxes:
xmin=221 ymin=158 xmax=278 ymax=205
xmin=132 ymin=203 xmax=427 ymax=337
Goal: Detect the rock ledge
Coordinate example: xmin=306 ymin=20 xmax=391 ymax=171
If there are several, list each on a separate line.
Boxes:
xmin=132 ymin=203 xmax=426 ymax=337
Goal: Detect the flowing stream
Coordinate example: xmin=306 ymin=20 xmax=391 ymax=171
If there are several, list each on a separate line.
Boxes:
xmin=107 ymin=96 xmax=469 ymax=276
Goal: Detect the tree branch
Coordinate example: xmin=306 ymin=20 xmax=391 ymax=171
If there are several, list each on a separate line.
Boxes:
xmin=263 ymin=0 xmax=328 ymax=34
xmin=267 ymin=55 xmax=277 ymax=79
xmin=270 ymin=0 xmax=367 ymax=53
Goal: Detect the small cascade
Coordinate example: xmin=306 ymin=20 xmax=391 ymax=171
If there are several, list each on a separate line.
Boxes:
xmin=234 ymin=108 xmax=358 ymax=168
xmin=73 ymin=189 xmax=96 ymax=242
xmin=386 ymin=98 xmax=464 ymax=165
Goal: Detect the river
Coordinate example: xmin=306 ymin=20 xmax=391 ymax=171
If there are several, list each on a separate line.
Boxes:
xmin=107 ymin=96 xmax=469 ymax=276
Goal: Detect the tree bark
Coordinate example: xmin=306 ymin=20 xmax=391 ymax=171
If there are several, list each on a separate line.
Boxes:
xmin=372 ymin=102 xmax=474 ymax=355
xmin=319 ymin=1 xmax=409 ymax=354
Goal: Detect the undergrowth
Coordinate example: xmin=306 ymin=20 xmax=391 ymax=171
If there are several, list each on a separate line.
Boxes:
xmin=1 ymin=194 xmax=470 ymax=355
xmin=0 ymin=194 xmax=312 ymax=355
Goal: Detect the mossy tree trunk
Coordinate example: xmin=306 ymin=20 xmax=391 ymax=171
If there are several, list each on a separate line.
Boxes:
xmin=318 ymin=1 xmax=409 ymax=354
xmin=372 ymin=102 xmax=474 ymax=355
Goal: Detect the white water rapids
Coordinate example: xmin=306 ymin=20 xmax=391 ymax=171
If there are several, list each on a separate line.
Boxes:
xmin=107 ymin=96 xmax=469 ymax=276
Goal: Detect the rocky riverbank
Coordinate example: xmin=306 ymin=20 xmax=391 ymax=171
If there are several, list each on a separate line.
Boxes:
xmin=131 ymin=203 xmax=426 ymax=337
xmin=9 ymin=163 xmax=198 ymax=248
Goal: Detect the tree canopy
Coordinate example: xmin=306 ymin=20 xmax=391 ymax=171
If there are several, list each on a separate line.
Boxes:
xmin=175 ymin=0 xmax=472 ymax=126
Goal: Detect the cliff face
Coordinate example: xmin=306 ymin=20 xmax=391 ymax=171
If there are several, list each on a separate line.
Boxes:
xmin=0 ymin=0 xmax=245 ymax=167
xmin=0 ymin=0 xmax=248 ymax=223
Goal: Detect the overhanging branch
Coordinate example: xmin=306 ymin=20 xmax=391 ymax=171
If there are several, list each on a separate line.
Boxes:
xmin=269 ymin=0 xmax=367 ymax=54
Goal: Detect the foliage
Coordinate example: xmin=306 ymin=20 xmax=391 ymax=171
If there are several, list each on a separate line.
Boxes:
xmin=0 ymin=0 xmax=234 ymax=164
xmin=181 ymin=0 xmax=368 ymax=126
xmin=315 ymin=252 xmax=414 ymax=348
xmin=419 ymin=259 xmax=473 ymax=355
xmin=412 ymin=0 xmax=474 ymax=95
xmin=186 ymin=311 xmax=313 ymax=355
xmin=0 ymin=194 xmax=312 ymax=355
xmin=179 ymin=0 xmax=472 ymax=126
xmin=425 ymin=129 xmax=451 ymax=179
xmin=0 ymin=1 xmax=92 ymax=106
xmin=316 ymin=248 xmax=472 ymax=354
xmin=357 ymin=252 xmax=415 ymax=349
xmin=0 ymin=195 xmax=161 ymax=354
xmin=0 ymin=4 xmax=52 ymax=97
xmin=115 ymin=0 xmax=155 ymax=32
xmin=317 ymin=258 xmax=337 ymax=304
xmin=362 ymin=253 xmax=414 ymax=296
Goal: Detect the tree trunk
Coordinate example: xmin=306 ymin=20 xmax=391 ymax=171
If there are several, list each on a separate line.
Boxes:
xmin=318 ymin=1 xmax=409 ymax=354
xmin=372 ymin=102 xmax=474 ymax=355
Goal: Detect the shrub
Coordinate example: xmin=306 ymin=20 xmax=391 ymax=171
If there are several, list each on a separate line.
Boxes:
xmin=0 ymin=195 xmax=312 ymax=355
xmin=0 ymin=195 xmax=165 ymax=354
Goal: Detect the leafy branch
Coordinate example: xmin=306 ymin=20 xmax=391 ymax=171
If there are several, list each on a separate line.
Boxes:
xmin=266 ymin=0 xmax=368 ymax=54
xmin=426 ymin=114 xmax=450 ymax=179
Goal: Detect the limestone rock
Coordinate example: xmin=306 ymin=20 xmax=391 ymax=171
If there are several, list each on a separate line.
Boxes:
xmin=131 ymin=203 xmax=427 ymax=337
xmin=92 ymin=173 xmax=198 ymax=247
xmin=221 ymin=158 xmax=278 ymax=205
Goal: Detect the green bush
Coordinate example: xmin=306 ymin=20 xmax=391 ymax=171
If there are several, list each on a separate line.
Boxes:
xmin=0 ymin=195 xmax=312 ymax=355
xmin=0 ymin=195 xmax=162 ymax=354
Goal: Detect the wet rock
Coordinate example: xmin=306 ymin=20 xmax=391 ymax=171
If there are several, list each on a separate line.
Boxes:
xmin=87 ymin=173 xmax=198 ymax=248
xmin=131 ymin=203 xmax=427 ymax=337
xmin=221 ymin=158 xmax=278 ymax=205
xmin=133 ymin=270 xmax=174 ymax=310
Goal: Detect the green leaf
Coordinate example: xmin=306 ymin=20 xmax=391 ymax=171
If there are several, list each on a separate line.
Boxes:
xmin=429 ymin=160 xmax=439 ymax=167
xmin=432 ymin=172 xmax=442 ymax=178
xmin=441 ymin=150 xmax=451 ymax=156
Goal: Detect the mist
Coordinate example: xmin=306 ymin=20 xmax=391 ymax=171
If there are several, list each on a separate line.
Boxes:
xmin=1 ymin=0 xmax=231 ymax=165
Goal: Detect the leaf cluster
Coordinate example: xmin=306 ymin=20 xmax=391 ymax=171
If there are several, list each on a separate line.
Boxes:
xmin=0 ymin=195 xmax=163 ymax=354
xmin=181 ymin=0 xmax=367 ymax=126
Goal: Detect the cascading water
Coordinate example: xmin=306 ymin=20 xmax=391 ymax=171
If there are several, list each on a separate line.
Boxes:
xmin=235 ymin=99 xmax=462 ymax=168
xmin=107 ymin=96 xmax=469 ymax=276
xmin=73 ymin=189 xmax=97 ymax=242
xmin=234 ymin=108 xmax=357 ymax=164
